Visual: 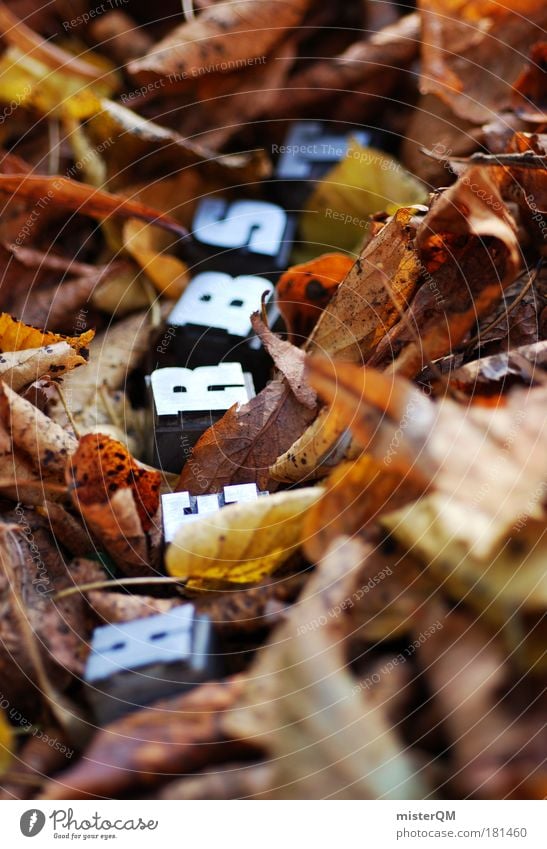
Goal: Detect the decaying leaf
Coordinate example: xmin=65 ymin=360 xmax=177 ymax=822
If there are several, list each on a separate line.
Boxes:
xmin=177 ymin=376 xmax=317 ymax=494
xmin=41 ymin=678 xmax=254 ymax=800
xmin=276 ymin=253 xmax=354 ymax=341
xmin=224 ymin=537 xmax=430 ymax=799
xmin=250 ymin=313 xmax=316 ymax=408
xmin=307 ymin=207 xmax=424 ymax=362
xmin=0 ymin=313 xmax=94 ymax=355
xmin=419 ymin=0 xmax=547 ymax=124
xmin=166 ymin=488 xmax=321 ymax=589
xmin=302 ymin=452 xmax=425 ymax=564
xmin=0 ymin=342 xmax=87 ymax=392
xmin=128 ymin=0 xmax=313 ymax=83
xmin=368 ymin=166 xmax=521 ymax=376
xmin=67 ymin=434 xmax=161 ymax=574
xmin=0 ymin=174 xmax=186 ymax=237
xmin=269 ymin=404 xmax=351 ymax=484
xmin=0 ymin=381 xmax=76 ymax=474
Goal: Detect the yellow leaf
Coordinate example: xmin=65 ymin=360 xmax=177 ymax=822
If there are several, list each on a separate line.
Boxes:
xmin=123 ymin=218 xmax=190 ymax=299
xmin=269 ymin=405 xmax=350 ymax=483
xmin=0 ymin=709 xmax=12 ymax=776
xmin=0 ymin=313 xmax=94 ymax=354
xmin=166 ymin=488 xmax=322 ymax=589
xmin=0 ymin=45 xmax=115 ymax=120
xmin=299 ymin=140 xmax=427 ymax=256
xmin=383 ymin=496 xmax=547 ymax=671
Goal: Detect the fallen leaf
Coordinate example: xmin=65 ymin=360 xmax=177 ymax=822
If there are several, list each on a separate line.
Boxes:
xmin=511 ymin=41 xmax=547 ymax=123
xmin=306 ymin=207 xmax=423 ymax=362
xmin=250 ymin=313 xmax=316 ymax=408
xmin=419 ymin=0 xmax=547 ymax=124
xmin=41 ymin=678 xmax=254 ymax=800
xmin=224 ymin=537 xmax=430 ymax=799
xmin=270 ymin=13 xmax=420 ymax=119
xmin=177 ymin=376 xmax=317 ymax=494
xmin=0 ymin=381 xmax=76 ymax=474
xmin=276 ymin=252 xmax=354 ymax=341
xmin=123 ymin=218 xmax=190 ymax=300
xmin=67 ymin=434 xmax=161 ymax=574
xmin=302 ymin=452 xmax=425 ymax=564
xmin=0 ymin=313 xmax=93 ymax=355
xmin=269 ymin=404 xmax=351 ymax=484
xmin=368 ymin=166 xmax=520 ymax=376
xmin=299 ymin=140 xmax=427 ymax=256
xmin=166 ymin=487 xmax=321 ymax=589
xmin=0 ymin=342 xmax=87 ymax=392
xmin=128 ymin=0 xmax=313 ymax=83
xmin=0 ymin=174 xmax=187 ymax=238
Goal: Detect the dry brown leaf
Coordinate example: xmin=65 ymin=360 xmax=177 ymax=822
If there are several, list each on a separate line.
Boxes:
xmin=224 ymin=537 xmax=430 ymax=799
xmin=306 ymin=207 xmax=423 ymax=362
xmin=0 ymin=174 xmax=186 ymax=237
xmin=67 ymin=434 xmax=161 ymax=575
xmin=48 ymin=308 xmax=163 ymax=434
xmin=177 ymin=376 xmax=317 ymax=494
xmin=128 ymin=0 xmax=313 ymax=83
xmin=269 ymin=404 xmax=351 ymax=484
xmin=418 ymin=607 xmax=547 ymax=799
xmin=41 ymin=678 xmax=254 ymax=800
xmin=0 ymin=381 xmax=76 ymax=474
xmin=0 ymin=520 xmax=101 ymax=715
xmin=0 ymin=343 xmax=87 ymax=392
xmin=419 ymin=0 xmax=547 ymax=124
xmin=269 ymin=13 xmax=420 ymax=118
xmin=302 ymin=453 xmax=425 ymax=564
xmin=250 ymin=313 xmax=316 ymax=409
xmin=511 ymin=41 xmax=547 ymax=123
xmin=369 ymin=166 xmax=520 ymax=377
xmin=309 ymin=358 xmax=547 ymax=555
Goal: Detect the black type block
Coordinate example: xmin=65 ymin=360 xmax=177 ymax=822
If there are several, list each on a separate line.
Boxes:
xmin=84 ymin=605 xmax=219 ymax=723
xmin=161 ymin=483 xmax=269 ymax=544
xmin=272 ymin=120 xmax=373 ymax=206
xmin=149 ymin=363 xmax=255 ymax=473
xmin=160 ymin=271 xmax=279 ymax=382
xmin=190 ymin=197 xmax=296 ymax=277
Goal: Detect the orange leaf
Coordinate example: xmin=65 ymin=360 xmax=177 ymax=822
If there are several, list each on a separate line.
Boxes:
xmin=0 ymin=313 xmax=94 ymax=354
xmin=277 ymin=253 xmax=354 ymax=340
xmin=0 ymin=175 xmax=187 ymax=238
xmin=67 ymin=434 xmax=160 ymax=533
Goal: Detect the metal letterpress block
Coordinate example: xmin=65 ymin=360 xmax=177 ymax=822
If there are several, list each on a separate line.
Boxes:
xmin=84 ymin=605 xmax=218 ymax=723
xmin=162 ymin=483 xmax=268 ymax=544
xmin=163 ymin=271 xmax=278 ymax=381
xmin=273 ymin=121 xmax=372 ymax=206
xmin=149 ymin=363 xmax=255 ymax=472
xmin=191 ymin=197 xmax=296 ymax=277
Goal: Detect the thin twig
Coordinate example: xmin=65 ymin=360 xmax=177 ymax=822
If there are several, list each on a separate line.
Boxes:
xmin=52 ymin=382 xmax=80 ymax=439
xmin=421 ymin=147 xmax=547 ymax=170
xmin=99 ymin=381 xmax=123 ymax=431
xmin=54 ymin=576 xmax=187 ymax=600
